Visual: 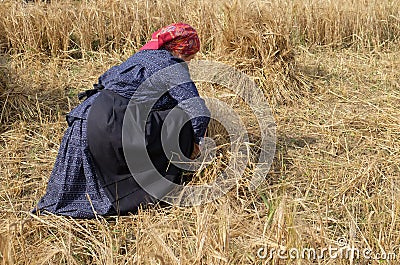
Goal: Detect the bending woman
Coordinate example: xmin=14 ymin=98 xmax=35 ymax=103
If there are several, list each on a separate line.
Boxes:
xmin=33 ymin=23 xmax=210 ymax=218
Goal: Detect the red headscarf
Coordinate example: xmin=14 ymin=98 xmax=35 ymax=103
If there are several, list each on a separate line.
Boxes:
xmin=140 ymin=23 xmax=200 ymax=55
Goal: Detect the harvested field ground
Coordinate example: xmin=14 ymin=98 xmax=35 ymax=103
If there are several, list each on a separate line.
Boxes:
xmin=1 ymin=0 xmax=399 ymax=264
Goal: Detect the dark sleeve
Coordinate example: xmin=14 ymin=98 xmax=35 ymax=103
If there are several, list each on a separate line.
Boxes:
xmin=168 ymin=82 xmax=210 ymax=144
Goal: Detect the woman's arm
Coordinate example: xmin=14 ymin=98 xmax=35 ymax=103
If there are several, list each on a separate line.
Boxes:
xmin=168 ymin=82 xmax=210 ymax=145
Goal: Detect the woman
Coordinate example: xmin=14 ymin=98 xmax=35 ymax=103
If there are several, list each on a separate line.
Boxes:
xmin=33 ymin=23 xmax=210 ymax=218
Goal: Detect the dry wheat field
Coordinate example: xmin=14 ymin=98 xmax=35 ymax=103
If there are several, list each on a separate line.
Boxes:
xmin=1 ymin=0 xmax=400 ymax=264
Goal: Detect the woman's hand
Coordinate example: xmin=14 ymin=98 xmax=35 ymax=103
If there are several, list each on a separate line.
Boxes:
xmin=190 ymin=143 xmax=201 ymax=160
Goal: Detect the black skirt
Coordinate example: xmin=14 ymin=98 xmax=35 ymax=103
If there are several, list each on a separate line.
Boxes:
xmin=87 ymin=90 xmax=194 ymax=215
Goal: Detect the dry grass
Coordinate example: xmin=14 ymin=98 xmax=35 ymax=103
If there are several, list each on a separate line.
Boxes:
xmin=1 ymin=0 xmax=399 ymax=56
xmin=1 ymin=0 xmax=400 ymax=264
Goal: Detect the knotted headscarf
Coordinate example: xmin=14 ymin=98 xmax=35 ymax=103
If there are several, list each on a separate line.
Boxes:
xmin=140 ymin=23 xmax=200 ymax=55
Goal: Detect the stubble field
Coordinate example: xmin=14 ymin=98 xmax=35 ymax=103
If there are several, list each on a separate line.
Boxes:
xmin=1 ymin=0 xmax=399 ymax=264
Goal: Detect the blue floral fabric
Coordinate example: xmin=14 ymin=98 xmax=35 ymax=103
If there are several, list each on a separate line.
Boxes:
xmin=34 ymin=49 xmax=210 ymax=218
xmin=34 ymin=93 xmax=115 ymax=218
xmin=97 ymin=49 xmax=210 ymax=143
